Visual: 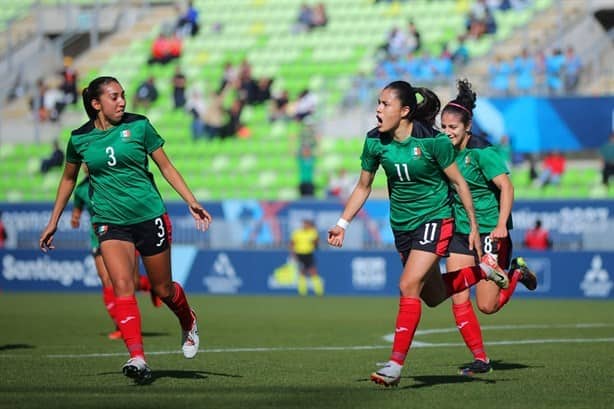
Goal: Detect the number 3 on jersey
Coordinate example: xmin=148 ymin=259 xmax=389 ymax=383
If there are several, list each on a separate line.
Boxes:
xmin=106 ymin=146 xmax=117 ymax=166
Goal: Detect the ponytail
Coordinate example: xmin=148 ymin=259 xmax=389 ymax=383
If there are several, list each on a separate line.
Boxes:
xmin=414 ymin=87 xmax=441 ymax=127
xmin=442 ymin=79 xmax=476 ymax=126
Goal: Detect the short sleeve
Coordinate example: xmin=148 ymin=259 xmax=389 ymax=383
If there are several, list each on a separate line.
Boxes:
xmin=143 ymin=119 xmax=165 ymax=154
xmin=431 ymin=134 xmax=456 ymax=170
xmin=477 ymin=146 xmax=509 ymax=181
xmin=65 ymin=137 xmax=82 ymax=164
xmin=360 ymin=138 xmax=379 ymax=173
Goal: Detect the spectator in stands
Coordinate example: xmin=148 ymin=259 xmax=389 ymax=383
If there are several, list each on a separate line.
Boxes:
xmin=523 ymin=219 xmax=552 ymax=250
xmin=309 ymin=3 xmax=328 ymax=29
xmin=0 ymin=210 xmax=7 ymax=249
xmin=452 ymin=36 xmax=470 ymax=66
xmin=218 ymin=61 xmax=239 ymax=93
xmin=133 ymin=76 xmax=158 ymax=110
xmin=185 ymin=88 xmax=207 ymax=140
xmin=40 ymin=140 xmax=64 ymax=174
xmin=563 ymin=46 xmax=582 ymax=94
xmin=30 ymin=79 xmax=65 ymax=122
xmin=252 ymin=77 xmax=273 ymax=105
xmin=297 ymin=143 xmax=315 ymax=197
xmin=406 ymin=21 xmax=421 ymax=53
xmin=599 ymin=131 xmax=614 ymax=187
xmin=148 ymin=33 xmax=182 ymax=65
xmin=269 ymin=89 xmax=290 ymax=122
xmin=202 ymin=91 xmax=226 ymax=139
xmin=293 ymin=89 xmax=317 ymax=122
xmin=327 ymin=168 xmax=356 ymax=201
xmin=220 ymin=99 xmax=245 ymax=139
xmin=59 ymin=56 xmax=79 ymax=105
xmin=176 ymin=0 xmax=200 ymax=37
xmin=293 ymin=3 xmax=313 ymax=33
xmin=535 ymin=150 xmax=566 ymax=188
xmin=172 ymin=66 xmax=187 ymax=109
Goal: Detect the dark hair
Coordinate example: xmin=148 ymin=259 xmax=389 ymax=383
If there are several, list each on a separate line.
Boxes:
xmin=384 ymin=81 xmax=440 ymax=124
xmin=82 ymin=76 xmax=120 ymax=120
xmin=414 ymin=87 xmax=441 ymax=127
xmin=442 ymin=79 xmax=476 ymax=126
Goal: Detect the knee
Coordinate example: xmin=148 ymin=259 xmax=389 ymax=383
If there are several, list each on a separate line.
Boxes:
xmin=153 ymin=280 xmax=174 ymax=299
xmin=476 ymin=300 xmax=498 ymax=314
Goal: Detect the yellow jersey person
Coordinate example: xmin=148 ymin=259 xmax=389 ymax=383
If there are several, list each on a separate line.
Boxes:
xmin=290 ymin=219 xmax=323 ymax=296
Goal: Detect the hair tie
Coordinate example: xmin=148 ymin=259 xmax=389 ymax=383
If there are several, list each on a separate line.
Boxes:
xmin=446 ymin=102 xmax=472 ymax=117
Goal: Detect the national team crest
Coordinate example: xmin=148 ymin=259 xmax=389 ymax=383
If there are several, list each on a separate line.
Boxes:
xmin=465 ymin=155 xmax=471 ymax=164
xmin=413 ymin=147 xmax=422 ymax=157
xmin=121 ymin=129 xmax=131 ymax=139
xmin=96 ymin=225 xmax=108 ymax=236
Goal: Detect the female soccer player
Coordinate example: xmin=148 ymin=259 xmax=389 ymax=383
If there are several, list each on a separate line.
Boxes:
xmin=327 ymin=80 xmax=508 ymax=387
xmin=71 ymin=167 xmax=161 ymax=341
xmin=441 ymin=79 xmax=537 ymax=376
xmin=40 ymin=76 xmax=212 ymax=382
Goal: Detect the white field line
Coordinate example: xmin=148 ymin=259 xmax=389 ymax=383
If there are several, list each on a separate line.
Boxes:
xmin=44 ymin=323 xmax=614 ymax=359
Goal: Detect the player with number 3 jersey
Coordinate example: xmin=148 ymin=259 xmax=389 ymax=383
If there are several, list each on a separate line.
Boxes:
xmin=40 ymin=76 xmax=212 ymax=383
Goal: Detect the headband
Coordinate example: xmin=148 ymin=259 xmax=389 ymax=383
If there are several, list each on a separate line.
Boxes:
xmin=446 ymin=102 xmax=472 ymax=117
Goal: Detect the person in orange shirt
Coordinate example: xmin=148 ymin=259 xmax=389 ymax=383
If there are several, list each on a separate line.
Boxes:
xmin=523 ymin=219 xmax=552 ymax=250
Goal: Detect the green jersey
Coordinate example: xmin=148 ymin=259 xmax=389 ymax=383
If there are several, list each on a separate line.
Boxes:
xmin=73 ymin=176 xmax=98 ymax=249
xmin=453 ymin=145 xmax=512 ymax=234
xmin=361 ymin=129 xmax=455 ymax=231
xmin=66 ymin=113 xmax=166 ymax=225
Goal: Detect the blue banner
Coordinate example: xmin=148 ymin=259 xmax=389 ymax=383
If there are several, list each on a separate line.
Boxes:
xmin=2 ymin=248 xmax=613 ymax=299
xmin=473 ymin=96 xmax=614 ymax=153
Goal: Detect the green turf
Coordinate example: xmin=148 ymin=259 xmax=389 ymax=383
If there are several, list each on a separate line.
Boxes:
xmin=1 ymin=294 xmax=613 ymax=409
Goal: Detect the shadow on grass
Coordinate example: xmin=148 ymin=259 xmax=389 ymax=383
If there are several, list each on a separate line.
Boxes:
xmin=98 ymin=331 xmax=170 ymax=338
xmin=98 ymin=369 xmax=243 ymax=386
xmin=0 ymin=344 xmax=35 ymax=352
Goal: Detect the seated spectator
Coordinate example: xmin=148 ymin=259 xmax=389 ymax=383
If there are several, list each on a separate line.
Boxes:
xmin=309 ymin=3 xmax=328 ymax=29
xmin=293 ymin=3 xmax=313 ymax=33
xmin=452 ymin=36 xmax=470 ymax=66
xmin=133 ymin=77 xmax=158 ymax=110
xmin=185 ymin=88 xmax=207 ymax=140
xmin=218 ymin=61 xmax=239 ymax=93
xmin=40 ymin=140 xmax=64 ymax=174
xmin=599 ymin=131 xmax=614 ymax=187
xmin=220 ymin=99 xmax=245 ymax=139
xmin=176 ymin=0 xmax=199 ymax=37
xmin=535 ymin=150 xmax=566 ymax=188
xmin=148 ymin=33 xmax=182 ymax=65
xmin=523 ymin=219 xmax=552 ymax=250
xmin=172 ymin=66 xmax=187 ymax=109
xmin=202 ymin=91 xmax=226 ymax=139
xmin=30 ymin=79 xmax=66 ymax=122
xmin=292 ymin=89 xmax=317 ymax=122
xmin=252 ymin=77 xmax=273 ymax=105
xmin=269 ymin=89 xmax=290 ymax=122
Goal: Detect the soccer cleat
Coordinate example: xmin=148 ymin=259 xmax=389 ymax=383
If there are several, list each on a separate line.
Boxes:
xmin=122 ymin=357 xmax=152 ymax=382
xmin=108 ymin=330 xmax=122 ymax=340
xmin=370 ymin=361 xmax=402 ymax=387
xmin=458 ymin=359 xmax=492 ymax=376
xmin=150 ymin=291 xmax=163 ymax=308
xmin=182 ymin=309 xmax=199 ymax=359
xmin=510 ymin=257 xmax=538 ymax=291
xmin=479 ymin=253 xmax=509 ymax=289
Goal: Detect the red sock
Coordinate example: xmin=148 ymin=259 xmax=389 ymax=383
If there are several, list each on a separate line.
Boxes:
xmin=115 ymin=295 xmax=144 ymax=359
xmin=102 ymin=285 xmax=117 ymax=326
xmin=441 ymin=266 xmax=484 ymax=297
xmin=390 ymin=296 xmax=421 ymax=365
xmin=497 ymin=269 xmax=520 ymax=310
xmin=138 ymin=275 xmax=152 ymax=292
xmin=162 ymin=282 xmax=193 ymax=331
xmin=452 ymin=300 xmax=488 ymax=362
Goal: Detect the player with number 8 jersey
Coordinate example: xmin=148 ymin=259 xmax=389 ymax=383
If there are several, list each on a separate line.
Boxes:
xmin=40 ymin=76 xmax=212 ymax=383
